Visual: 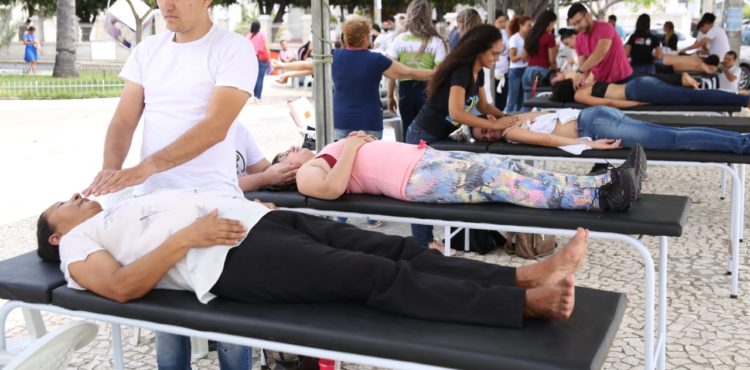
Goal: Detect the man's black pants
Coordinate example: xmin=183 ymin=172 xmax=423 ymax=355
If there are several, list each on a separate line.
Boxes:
xmin=211 ymin=211 xmax=526 ymax=328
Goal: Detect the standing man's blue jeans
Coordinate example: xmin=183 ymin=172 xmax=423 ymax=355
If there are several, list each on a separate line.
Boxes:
xmin=577 ymin=106 xmax=750 ymax=154
xmin=254 ymin=60 xmax=270 ymax=99
xmin=333 ymin=129 xmax=383 ymax=225
xmin=156 ymin=332 xmax=252 ymax=370
xmin=624 ymin=76 xmax=750 ymax=106
xmin=404 ymin=122 xmax=443 ymax=247
xmin=505 ymin=67 xmax=526 ymax=113
xmin=521 ymin=66 xmax=550 ymax=101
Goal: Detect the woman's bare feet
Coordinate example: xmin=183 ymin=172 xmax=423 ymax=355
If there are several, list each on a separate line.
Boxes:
xmin=516 ymin=228 xmax=588 ymax=289
xmin=681 ymin=73 xmax=700 ymax=89
xmin=523 ymin=275 xmax=575 ymax=319
xmin=276 ymin=75 xmax=289 ymax=84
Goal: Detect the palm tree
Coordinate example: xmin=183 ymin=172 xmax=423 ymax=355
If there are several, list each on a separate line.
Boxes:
xmin=52 ymin=0 xmax=78 ymax=77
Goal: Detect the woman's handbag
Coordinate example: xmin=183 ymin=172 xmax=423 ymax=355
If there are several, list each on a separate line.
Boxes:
xmin=504 ymin=233 xmax=557 ymax=259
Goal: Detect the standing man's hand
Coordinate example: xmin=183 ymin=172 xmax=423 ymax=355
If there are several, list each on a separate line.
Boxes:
xmin=82 ymin=162 xmax=157 ymax=197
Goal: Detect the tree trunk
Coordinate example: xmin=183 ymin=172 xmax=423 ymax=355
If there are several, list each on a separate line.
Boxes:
xmin=272 ymin=1 xmax=288 ymax=24
xmin=52 ymin=0 xmax=78 ymax=77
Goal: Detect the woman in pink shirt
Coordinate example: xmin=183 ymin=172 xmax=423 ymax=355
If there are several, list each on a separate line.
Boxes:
xmin=522 ymin=11 xmax=558 ymax=100
xmin=247 ymin=21 xmax=270 ymax=101
xmin=272 ymin=131 xmax=644 ymax=212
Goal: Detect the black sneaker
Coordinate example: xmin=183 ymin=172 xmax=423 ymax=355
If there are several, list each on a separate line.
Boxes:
xmin=598 ymin=168 xmax=638 ymax=212
xmin=620 ymin=144 xmax=647 ymax=181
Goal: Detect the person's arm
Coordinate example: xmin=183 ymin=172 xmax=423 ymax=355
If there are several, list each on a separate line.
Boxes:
xmin=503 ymin=126 xmax=599 ymax=147
xmin=653 ymin=46 xmax=663 ymax=61
xmin=386 ymin=73 xmax=398 ymax=112
xmin=574 ymin=88 xmax=645 ymax=109
xmin=624 ymin=44 xmax=632 ymax=57
xmin=548 ymin=45 xmax=559 ymax=70
xmin=509 ymin=47 xmax=525 ymax=63
xmin=82 ymin=81 xmax=145 ymax=196
xmin=68 ymin=210 xmax=246 ymax=303
xmin=383 ymin=60 xmax=433 ymax=81
xmin=578 ymin=39 xmax=612 ymax=73
xmin=85 ymin=86 xmax=250 ymax=196
xmin=448 ymin=85 xmax=519 ymax=130
xmin=296 ymin=134 xmax=373 ymax=200
xmin=724 ymin=66 xmax=738 ymax=82
xmin=679 ymin=37 xmax=708 ymax=53
xmin=238 ymin=159 xmax=299 ymax=192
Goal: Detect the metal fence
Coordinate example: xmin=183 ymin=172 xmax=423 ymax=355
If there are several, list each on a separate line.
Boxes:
xmin=0 ymin=79 xmax=124 ymax=98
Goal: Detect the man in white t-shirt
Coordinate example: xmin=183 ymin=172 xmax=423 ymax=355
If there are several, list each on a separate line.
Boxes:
xmin=719 ymin=51 xmax=741 ymax=93
xmin=78 ymin=0 xmax=264 ymax=366
xmin=35 ymin=191 xmax=590 ymax=333
xmin=680 ymin=13 xmax=730 ymax=59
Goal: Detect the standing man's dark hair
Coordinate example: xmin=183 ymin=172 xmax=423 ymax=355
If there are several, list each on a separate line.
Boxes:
xmin=567 ymin=2 xmax=588 ymax=20
xmin=700 ymin=13 xmax=716 ymax=26
xmin=495 ymin=10 xmax=506 ymax=20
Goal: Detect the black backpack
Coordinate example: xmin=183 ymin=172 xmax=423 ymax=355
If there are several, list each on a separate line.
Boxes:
xmin=445 ymin=229 xmax=506 ymax=255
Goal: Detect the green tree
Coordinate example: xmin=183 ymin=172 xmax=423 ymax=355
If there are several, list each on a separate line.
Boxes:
xmin=52 ymin=0 xmax=78 ymax=77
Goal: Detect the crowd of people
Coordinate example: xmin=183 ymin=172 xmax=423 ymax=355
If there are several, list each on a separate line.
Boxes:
xmin=30 ymin=0 xmax=750 ymax=369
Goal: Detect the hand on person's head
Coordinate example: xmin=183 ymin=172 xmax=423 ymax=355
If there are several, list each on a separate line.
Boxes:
xmin=265 ymin=162 xmax=299 ymax=185
xmin=573 ymin=73 xmax=585 ymax=89
xmin=176 ymin=209 xmax=247 ymax=248
xmin=489 ymin=115 xmax=521 ymax=130
xmin=589 ymin=138 xmax=621 ymax=150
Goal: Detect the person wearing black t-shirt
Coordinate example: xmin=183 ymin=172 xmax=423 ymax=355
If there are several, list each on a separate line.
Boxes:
xmin=662 ymin=21 xmax=678 ymax=52
xmin=404 ymin=24 xmax=519 ymax=252
xmin=625 ymin=14 xmax=663 ymax=76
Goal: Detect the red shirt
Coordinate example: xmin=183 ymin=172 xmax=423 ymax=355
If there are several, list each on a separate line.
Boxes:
xmin=575 ymin=21 xmax=632 ymax=83
xmin=527 ymin=32 xmax=556 ymax=68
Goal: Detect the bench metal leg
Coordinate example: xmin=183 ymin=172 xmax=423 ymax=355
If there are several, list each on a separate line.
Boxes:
xmin=191 ymin=337 xmax=209 ymax=358
xmin=740 ymin=164 xmax=745 ymax=242
xmin=720 ymin=169 xmax=727 ymax=200
xmin=657 ymin=236 xmax=668 ymax=370
xmin=111 ymin=323 xmax=124 ymax=370
xmin=21 ymin=308 xmax=45 ymax=338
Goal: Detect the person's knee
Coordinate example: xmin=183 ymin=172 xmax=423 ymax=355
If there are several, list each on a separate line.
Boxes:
xmin=155 ymin=332 xmax=191 ymax=369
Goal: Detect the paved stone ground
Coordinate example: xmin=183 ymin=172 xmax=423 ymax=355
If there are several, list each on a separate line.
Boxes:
xmin=1 ymin=77 xmax=749 ymax=369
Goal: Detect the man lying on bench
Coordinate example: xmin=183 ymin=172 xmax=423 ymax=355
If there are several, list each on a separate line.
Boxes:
xmin=36 ymin=189 xmax=590 ymax=328
xmin=273 ymin=131 xmax=645 ymax=211
xmin=548 ymin=72 xmax=750 ymax=109
xmin=471 ymin=106 xmax=750 ymax=154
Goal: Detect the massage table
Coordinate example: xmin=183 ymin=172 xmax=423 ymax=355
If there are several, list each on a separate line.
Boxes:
xmin=431 ymin=139 xmax=748 ymax=299
xmin=245 ymin=190 xmax=691 ymax=370
xmin=522 ymin=95 xmax=743 ymax=116
xmin=0 ymin=250 xmax=626 ymax=370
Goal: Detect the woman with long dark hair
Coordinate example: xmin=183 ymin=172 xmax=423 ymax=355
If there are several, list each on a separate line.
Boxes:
xmin=662 ymin=21 xmax=678 ymax=52
xmin=247 ymin=21 xmax=270 ymax=102
xmin=522 ymin=11 xmax=558 ymax=100
xmin=386 ymin=0 xmax=447 ymax=138
xmin=505 ymin=15 xmax=532 ymax=113
xmin=402 ymin=24 xmax=520 ymax=252
xmin=625 ymin=14 xmax=662 ymax=75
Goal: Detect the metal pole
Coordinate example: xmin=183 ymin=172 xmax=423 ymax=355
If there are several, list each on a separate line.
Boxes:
xmin=724 ymin=0 xmax=743 ymax=55
xmin=312 ymin=0 xmax=334 ymax=150
xmin=374 ymin=0 xmax=382 ymax=26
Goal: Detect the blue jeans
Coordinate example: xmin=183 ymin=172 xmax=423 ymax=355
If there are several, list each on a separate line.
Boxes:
xmin=155 ymin=332 xmax=252 ymax=370
xmin=630 ymin=63 xmax=656 ymax=76
xmin=505 ymin=67 xmax=526 ymax=113
xmin=333 ymin=129 xmax=383 ymax=225
xmin=404 ymin=123 xmax=444 ymax=247
xmin=398 ymin=81 xmax=428 ymax=138
xmin=521 ymin=66 xmax=550 ymax=101
xmin=578 ymin=106 xmax=750 ymax=154
xmin=254 ymin=60 xmax=270 ymax=99
xmin=624 ymin=76 xmax=750 ymax=106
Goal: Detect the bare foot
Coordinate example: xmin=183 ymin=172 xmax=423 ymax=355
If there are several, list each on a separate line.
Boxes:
xmin=276 ymin=75 xmax=289 ymax=84
xmin=270 ymin=58 xmax=281 ymax=69
xmin=516 ymin=228 xmax=588 ymax=288
xmin=524 ymin=275 xmax=575 ymax=319
xmin=681 ymin=73 xmax=700 ymax=89
xmin=429 ymin=239 xmax=456 ymax=256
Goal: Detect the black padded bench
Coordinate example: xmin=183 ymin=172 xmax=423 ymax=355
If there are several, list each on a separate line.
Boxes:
xmin=523 ymin=95 xmax=742 ymax=115
xmin=0 ymin=250 xmax=626 ymax=370
xmin=430 ymin=139 xmax=747 ymax=298
xmin=246 ymin=189 xmax=691 ymax=369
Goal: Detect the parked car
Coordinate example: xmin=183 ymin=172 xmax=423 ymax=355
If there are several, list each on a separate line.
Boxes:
xmin=739 ymin=44 xmax=749 ymax=91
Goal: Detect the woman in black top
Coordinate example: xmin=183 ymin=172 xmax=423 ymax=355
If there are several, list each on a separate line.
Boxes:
xmin=662 ymin=21 xmax=678 ymax=52
xmin=625 ymin=14 xmax=662 ymax=76
xmin=404 ymin=24 xmax=519 ymax=251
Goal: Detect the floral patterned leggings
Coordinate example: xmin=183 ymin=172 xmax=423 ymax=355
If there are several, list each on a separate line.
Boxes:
xmin=404 ymin=149 xmax=611 ymax=210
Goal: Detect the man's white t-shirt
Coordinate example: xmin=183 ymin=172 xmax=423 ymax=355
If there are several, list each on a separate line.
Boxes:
xmin=386 ymin=32 xmax=446 ymax=79
xmin=119 ymin=24 xmax=258 ymax=197
xmin=235 ymin=124 xmax=265 ymax=177
xmin=698 ymin=26 xmax=730 ymax=59
xmin=508 ymin=33 xmax=527 ymax=69
xmin=719 ymin=64 xmax=741 ymax=93
xmin=59 ymin=190 xmax=271 ymax=304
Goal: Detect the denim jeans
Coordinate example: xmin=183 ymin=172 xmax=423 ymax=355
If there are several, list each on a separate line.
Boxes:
xmin=254 ymin=60 xmax=270 ymax=99
xmin=630 ymin=63 xmax=656 ymax=76
xmin=577 ymin=106 xmax=750 ymax=154
xmin=624 ymin=76 xmax=750 ymax=106
xmin=505 ymin=67 xmax=526 ymax=113
xmin=155 ymin=332 xmax=252 ymax=370
xmin=404 ymin=123 xmax=444 ymax=247
xmin=333 ymin=129 xmax=383 ymax=225
xmin=521 ymin=66 xmax=550 ymax=101
xmin=398 ymin=81 xmax=428 ymax=138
